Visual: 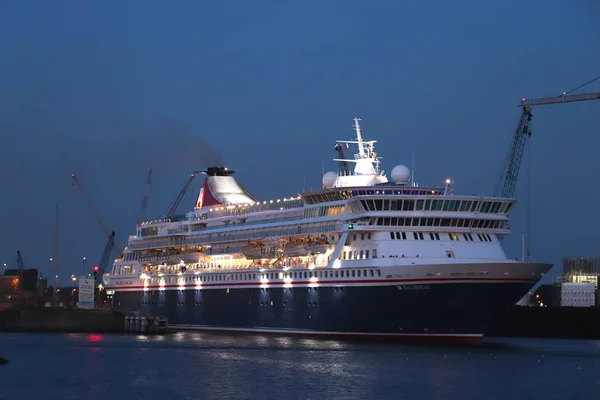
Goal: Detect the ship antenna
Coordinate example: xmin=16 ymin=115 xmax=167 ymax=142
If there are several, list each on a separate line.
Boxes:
xmin=353 ymin=117 xmax=366 ymax=158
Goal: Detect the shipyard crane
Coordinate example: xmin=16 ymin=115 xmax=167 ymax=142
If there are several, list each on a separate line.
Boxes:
xmin=71 ymin=174 xmax=121 ymax=277
xmin=495 ymin=91 xmax=600 ymax=199
xmin=95 ymin=231 xmax=116 ymax=279
xmin=16 ymin=250 xmax=24 ymax=272
xmin=334 ymin=143 xmax=351 ymax=175
xmin=16 ymin=250 xmax=25 ymax=291
xmin=139 ymin=169 xmax=153 ymax=222
xmin=164 ymin=172 xmax=200 ymax=217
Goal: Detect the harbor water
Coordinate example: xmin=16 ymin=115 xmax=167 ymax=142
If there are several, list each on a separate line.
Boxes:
xmin=0 ymin=332 xmax=598 ymax=399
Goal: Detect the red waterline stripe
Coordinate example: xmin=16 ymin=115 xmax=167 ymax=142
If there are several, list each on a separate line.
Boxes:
xmin=107 ymin=277 xmax=538 ymax=290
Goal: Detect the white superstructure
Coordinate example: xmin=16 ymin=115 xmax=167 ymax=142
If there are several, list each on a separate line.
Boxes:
xmin=104 ymin=117 xmax=541 ymax=294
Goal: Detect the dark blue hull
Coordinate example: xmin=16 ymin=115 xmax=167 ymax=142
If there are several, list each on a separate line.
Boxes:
xmin=111 ymin=281 xmax=533 ymax=340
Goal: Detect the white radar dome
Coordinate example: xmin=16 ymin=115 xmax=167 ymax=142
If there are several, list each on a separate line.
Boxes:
xmin=391 ymin=165 xmax=411 ymax=184
xmin=322 ymin=171 xmax=338 ymax=189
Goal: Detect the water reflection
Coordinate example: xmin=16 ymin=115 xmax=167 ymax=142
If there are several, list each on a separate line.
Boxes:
xmin=2 ymin=332 xmax=600 ymax=400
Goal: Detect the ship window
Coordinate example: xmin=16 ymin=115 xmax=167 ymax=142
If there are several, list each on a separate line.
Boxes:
xmin=354 ymin=251 xmax=358 ymax=259
xmin=361 ymin=233 xmax=365 ymax=240
xmin=377 ymin=269 xmax=381 ymax=277
xmin=416 ymin=199 xmax=424 ymax=210
xmin=390 ymin=232 xmax=395 ymax=240
xmin=365 ymin=250 xmax=370 ymax=258
xmin=368 ymin=233 xmax=372 ymax=240
xmin=372 ymin=249 xmax=377 ymax=258
xmin=446 ymin=250 xmax=455 ymax=258
xmin=346 ymin=270 xmax=350 ymax=277
xmin=360 ymin=250 xmax=364 ymax=259
xmin=335 ymin=271 xmax=339 ymax=277
xmin=419 ymin=232 xmax=424 ymax=240
xmin=352 ymin=270 xmax=356 ymax=277
xmin=353 ymin=234 xmax=357 ymax=241
xmin=370 ymin=270 xmax=374 ymax=277
xmin=429 ymin=233 xmax=435 ymax=240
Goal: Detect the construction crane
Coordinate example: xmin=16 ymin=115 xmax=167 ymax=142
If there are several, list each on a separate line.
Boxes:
xmin=334 ymin=143 xmax=351 ymax=176
xmin=16 ymin=250 xmax=25 ymax=291
xmin=495 ymin=91 xmax=600 ymax=199
xmin=164 ymin=172 xmax=199 ymax=218
xmin=71 ymin=173 xmax=121 ymax=258
xmin=16 ymin=250 xmax=24 ymax=272
xmin=139 ymin=169 xmax=152 ymax=222
xmin=95 ymin=231 xmax=116 ymax=279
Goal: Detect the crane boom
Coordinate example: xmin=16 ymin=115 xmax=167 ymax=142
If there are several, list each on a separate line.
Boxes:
xmin=520 ymin=92 xmax=600 ymax=107
xmin=496 ymin=91 xmax=600 ymax=200
xmin=139 ymin=169 xmax=152 ymax=222
xmin=166 ymin=173 xmax=197 ymax=217
xmin=71 ymin=174 xmax=122 ymax=254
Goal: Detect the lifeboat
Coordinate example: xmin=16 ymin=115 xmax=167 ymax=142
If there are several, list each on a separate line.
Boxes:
xmin=285 ymin=239 xmax=309 ymax=257
xmin=241 ymin=240 xmax=264 ymax=259
xmin=304 ymin=236 xmax=333 ymax=255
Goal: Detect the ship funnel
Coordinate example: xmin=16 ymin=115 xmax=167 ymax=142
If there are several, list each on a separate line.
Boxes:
xmin=195 ymin=166 xmax=258 ymax=209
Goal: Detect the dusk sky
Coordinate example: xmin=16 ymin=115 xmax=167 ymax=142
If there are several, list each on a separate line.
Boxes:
xmin=0 ymin=1 xmax=598 ymax=285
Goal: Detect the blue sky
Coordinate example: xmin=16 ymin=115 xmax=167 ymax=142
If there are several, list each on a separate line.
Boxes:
xmin=0 ymin=1 xmax=598 ymax=285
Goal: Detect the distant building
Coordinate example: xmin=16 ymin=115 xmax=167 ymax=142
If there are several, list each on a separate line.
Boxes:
xmin=563 ymin=257 xmax=600 ymax=287
xmin=561 ymin=257 xmax=600 ymax=307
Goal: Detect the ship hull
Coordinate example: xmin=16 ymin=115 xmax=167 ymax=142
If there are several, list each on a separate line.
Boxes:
xmin=110 ymin=272 xmax=545 ymax=342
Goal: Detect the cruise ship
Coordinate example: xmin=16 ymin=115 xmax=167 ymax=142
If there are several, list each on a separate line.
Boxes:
xmin=104 ymin=118 xmax=552 ymax=342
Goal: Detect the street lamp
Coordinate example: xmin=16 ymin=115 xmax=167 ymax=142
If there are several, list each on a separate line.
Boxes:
xmin=82 ymin=257 xmax=86 ymax=276
xmin=2 ymin=263 xmax=6 ymax=273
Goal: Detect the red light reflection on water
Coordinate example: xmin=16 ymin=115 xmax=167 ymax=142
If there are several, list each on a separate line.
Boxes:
xmin=87 ymin=334 xmax=103 ymax=342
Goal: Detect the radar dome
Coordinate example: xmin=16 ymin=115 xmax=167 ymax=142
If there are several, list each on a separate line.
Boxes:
xmin=322 ymin=171 xmax=338 ymax=189
xmin=391 ymin=165 xmax=411 ymax=184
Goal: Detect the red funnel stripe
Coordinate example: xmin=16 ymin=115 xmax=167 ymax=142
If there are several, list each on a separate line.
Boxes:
xmin=196 ymin=180 xmax=222 ymax=209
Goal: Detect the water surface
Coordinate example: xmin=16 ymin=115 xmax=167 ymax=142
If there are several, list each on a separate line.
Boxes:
xmin=0 ymin=332 xmax=598 ymax=399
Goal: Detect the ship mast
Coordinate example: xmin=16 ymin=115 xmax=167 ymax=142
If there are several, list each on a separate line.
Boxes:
xmin=353 ymin=117 xmax=366 ymax=158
